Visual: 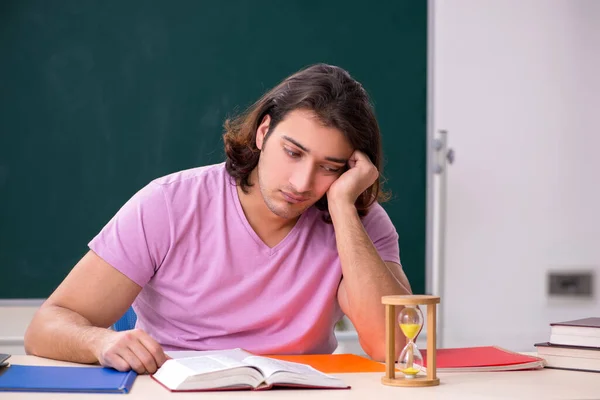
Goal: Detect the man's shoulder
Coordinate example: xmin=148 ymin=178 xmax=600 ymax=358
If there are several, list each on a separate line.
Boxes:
xmin=303 ymin=202 xmax=392 ymax=230
xmin=363 ymin=201 xmax=390 ymax=221
xmin=362 ymin=201 xmax=398 ymax=238
xmin=150 ymin=162 xmax=230 ymax=190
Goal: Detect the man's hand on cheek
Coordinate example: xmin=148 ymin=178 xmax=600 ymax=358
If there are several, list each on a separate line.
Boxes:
xmin=326 ymin=150 xmax=378 ymax=209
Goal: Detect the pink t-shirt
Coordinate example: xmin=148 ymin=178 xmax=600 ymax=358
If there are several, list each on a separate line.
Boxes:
xmin=89 ymin=163 xmax=400 ymax=354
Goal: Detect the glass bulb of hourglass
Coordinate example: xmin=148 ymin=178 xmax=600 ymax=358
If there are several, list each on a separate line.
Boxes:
xmin=398 ymin=342 xmax=424 ymax=378
xmin=398 ymin=305 xmax=423 ymax=339
xmin=398 ymin=305 xmax=424 ymax=378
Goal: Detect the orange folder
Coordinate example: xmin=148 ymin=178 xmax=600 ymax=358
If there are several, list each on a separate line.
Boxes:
xmin=266 ymin=354 xmax=386 ymax=373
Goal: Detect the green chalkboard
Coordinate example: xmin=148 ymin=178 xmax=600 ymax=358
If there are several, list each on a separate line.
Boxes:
xmin=0 ymin=1 xmax=427 ymax=299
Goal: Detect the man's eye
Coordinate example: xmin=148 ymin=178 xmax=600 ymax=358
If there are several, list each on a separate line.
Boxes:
xmin=322 ymin=165 xmax=341 ymax=173
xmin=285 ymin=148 xmax=300 ymax=158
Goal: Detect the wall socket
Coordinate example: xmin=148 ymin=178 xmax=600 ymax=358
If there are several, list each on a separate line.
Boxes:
xmin=547 ymin=271 xmax=594 ymax=297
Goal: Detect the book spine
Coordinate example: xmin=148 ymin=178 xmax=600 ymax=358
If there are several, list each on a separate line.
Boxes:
xmin=120 ymin=370 xmax=138 ymax=393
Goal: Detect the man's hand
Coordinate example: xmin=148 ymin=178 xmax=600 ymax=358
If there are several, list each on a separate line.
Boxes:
xmin=92 ymin=329 xmax=168 ymax=374
xmin=327 ymin=150 xmax=379 ymax=208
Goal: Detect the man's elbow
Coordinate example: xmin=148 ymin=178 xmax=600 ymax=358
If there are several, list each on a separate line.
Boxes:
xmin=360 ymin=337 xmax=402 ymax=362
xmin=23 ymin=305 xmax=54 ymax=357
xmin=24 ymin=322 xmax=40 ymax=356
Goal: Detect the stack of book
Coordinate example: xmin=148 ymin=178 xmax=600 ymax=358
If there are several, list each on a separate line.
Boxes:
xmin=535 ymin=317 xmax=600 ymax=373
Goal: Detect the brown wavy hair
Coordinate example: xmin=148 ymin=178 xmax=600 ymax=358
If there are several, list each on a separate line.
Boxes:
xmin=223 ymin=63 xmax=389 ymax=221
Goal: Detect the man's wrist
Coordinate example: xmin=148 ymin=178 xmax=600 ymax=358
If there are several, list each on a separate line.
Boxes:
xmin=83 ymin=326 xmax=112 ymax=362
xmin=328 ymin=199 xmax=359 ymax=223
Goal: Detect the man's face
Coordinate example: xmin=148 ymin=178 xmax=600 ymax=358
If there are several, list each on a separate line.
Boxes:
xmin=255 ymin=109 xmax=353 ymax=220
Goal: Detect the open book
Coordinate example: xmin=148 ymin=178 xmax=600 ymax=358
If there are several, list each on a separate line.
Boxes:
xmin=152 ymin=349 xmax=349 ymax=392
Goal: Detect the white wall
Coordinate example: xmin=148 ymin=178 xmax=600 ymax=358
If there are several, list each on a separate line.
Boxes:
xmin=433 ymin=0 xmax=600 ymax=350
xmin=0 ymin=305 xmax=40 ymax=355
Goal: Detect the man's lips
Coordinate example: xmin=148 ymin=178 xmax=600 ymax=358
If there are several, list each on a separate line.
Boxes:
xmin=281 ymin=191 xmax=309 ymax=204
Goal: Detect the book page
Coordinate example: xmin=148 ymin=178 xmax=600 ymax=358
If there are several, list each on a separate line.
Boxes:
xmin=166 ymin=348 xmax=252 ymax=362
xmin=243 ymin=356 xmax=347 ymax=388
xmin=243 ymin=356 xmax=332 ymax=379
xmin=176 ymin=354 xmax=250 ymax=373
xmin=154 ymin=355 xmax=265 ymax=391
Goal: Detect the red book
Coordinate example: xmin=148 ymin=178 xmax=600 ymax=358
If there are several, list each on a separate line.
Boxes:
xmin=420 ymin=346 xmax=545 ymax=372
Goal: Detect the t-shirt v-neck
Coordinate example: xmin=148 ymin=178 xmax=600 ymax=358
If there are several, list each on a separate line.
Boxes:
xmin=228 ymin=177 xmax=309 ymax=256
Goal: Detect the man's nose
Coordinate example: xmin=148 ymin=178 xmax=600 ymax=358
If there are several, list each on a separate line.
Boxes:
xmin=289 ymin=163 xmax=315 ymax=194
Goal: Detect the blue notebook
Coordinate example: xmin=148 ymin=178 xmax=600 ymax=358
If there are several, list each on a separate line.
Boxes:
xmin=0 ymin=365 xmax=137 ymax=393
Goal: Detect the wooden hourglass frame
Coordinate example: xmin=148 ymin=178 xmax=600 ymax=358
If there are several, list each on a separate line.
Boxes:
xmin=381 ymin=295 xmax=441 ymax=387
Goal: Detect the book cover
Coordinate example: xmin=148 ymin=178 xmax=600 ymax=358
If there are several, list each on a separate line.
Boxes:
xmin=266 ymin=354 xmax=387 ymax=373
xmin=0 ymin=365 xmax=137 ymax=393
xmin=550 ymin=317 xmax=600 ymax=329
xmin=535 ymin=342 xmax=600 ymax=354
xmin=0 ymin=354 xmax=9 ymax=368
xmin=419 ymin=346 xmax=545 ymax=372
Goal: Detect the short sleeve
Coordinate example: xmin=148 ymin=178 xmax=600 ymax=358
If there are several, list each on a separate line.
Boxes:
xmin=88 ymin=182 xmax=172 ymax=287
xmin=361 ymin=202 xmax=401 ymax=265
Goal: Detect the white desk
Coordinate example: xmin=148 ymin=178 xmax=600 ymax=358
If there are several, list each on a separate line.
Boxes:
xmin=2 ymin=355 xmax=599 ymax=399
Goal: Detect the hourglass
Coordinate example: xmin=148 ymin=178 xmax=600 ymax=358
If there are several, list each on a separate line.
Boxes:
xmin=398 ymin=305 xmax=423 ymax=378
xmin=381 ymin=295 xmax=440 ymax=387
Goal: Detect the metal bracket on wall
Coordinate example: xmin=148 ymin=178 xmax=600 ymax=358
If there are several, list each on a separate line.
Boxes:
xmin=433 ymin=130 xmax=455 ymax=174
xmin=431 ymin=129 xmax=454 ymax=348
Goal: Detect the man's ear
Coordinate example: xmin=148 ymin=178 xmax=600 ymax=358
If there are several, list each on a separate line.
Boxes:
xmin=256 ymin=114 xmax=271 ymax=151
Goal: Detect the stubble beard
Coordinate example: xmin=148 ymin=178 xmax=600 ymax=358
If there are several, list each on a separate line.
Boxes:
xmin=257 ymin=164 xmax=307 ymax=220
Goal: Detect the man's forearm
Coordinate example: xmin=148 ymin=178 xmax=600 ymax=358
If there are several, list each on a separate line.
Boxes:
xmin=24 ymin=304 xmax=108 ymax=364
xmin=330 ymin=202 xmax=411 ymax=359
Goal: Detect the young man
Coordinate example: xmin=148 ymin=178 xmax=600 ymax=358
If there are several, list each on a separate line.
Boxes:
xmin=25 ymin=64 xmax=412 ymax=374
